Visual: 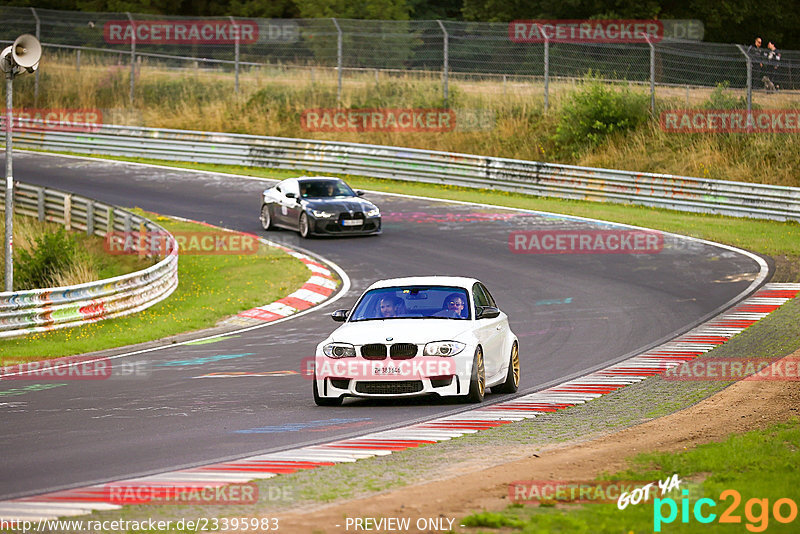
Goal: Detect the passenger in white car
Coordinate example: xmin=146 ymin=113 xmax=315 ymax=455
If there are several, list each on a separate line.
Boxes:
xmin=378 ymin=296 xmax=404 ymax=318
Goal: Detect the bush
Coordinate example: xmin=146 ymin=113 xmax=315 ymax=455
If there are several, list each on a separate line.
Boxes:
xmin=554 ymin=79 xmax=650 ymax=157
xmin=15 ymin=228 xmax=82 ymax=290
xmin=700 ymin=82 xmax=751 ymax=110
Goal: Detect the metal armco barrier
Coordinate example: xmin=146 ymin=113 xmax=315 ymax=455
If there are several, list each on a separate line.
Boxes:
xmin=0 ymin=182 xmax=178 ymax=339
xmin=10 ymin=122 xmax=800 ymax=222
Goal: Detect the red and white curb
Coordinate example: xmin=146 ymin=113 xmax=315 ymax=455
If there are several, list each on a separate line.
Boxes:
xmin=159 ymin=217 xmax=341 ymax=328
xmin=2 ymin=283 xmax=797 ymax=520
xmin=227 ymin=243 xmax=338 ymax=326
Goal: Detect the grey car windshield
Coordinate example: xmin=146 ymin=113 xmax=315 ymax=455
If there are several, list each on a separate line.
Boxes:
xmin=350 ymin=286 xmax=470 ymax=321
xmin=300 ymin=180 xmax=355 ymax=198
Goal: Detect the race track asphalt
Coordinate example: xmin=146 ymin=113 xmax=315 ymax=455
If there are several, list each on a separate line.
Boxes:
xmin=0 ymin=152 xmax=766 ymax=499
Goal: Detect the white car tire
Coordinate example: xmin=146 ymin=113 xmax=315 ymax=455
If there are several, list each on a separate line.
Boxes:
xmin=313 ymin=375 xmax=343 ymax=406
xmin=492 ymin=342 xmax=520 ymax=394
xmin=464 ymin=347 xmax=485 ymax=403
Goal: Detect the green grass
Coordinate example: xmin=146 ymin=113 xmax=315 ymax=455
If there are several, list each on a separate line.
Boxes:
xmin=68 ymin=154 xmax=800 ymax=270
xmin=0 ymin=211 xmax=314 ymax=361
xmin=460 ymin=420 xmax=800 ymax=533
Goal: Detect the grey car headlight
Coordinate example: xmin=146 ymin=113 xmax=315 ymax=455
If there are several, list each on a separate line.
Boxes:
xmin=423 ymin=341 xmax=466 ymax=357
xmin=365 ymin=207 xmax=380 ymax=217
xmin=311 ymin=209 xmax=336 ymax=218
xmin=323 ymin=343 xmax=356 ymax=358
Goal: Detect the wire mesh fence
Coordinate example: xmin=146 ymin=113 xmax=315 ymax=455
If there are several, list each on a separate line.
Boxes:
xmin=2 ymin=6 xmax=798 ymax=111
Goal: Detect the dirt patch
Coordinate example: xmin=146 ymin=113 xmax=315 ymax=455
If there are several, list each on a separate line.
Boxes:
xmin=772 ymin=255 xmax=800 ymax=282
xmin=273 ymin=351 xmax=800 ymax=533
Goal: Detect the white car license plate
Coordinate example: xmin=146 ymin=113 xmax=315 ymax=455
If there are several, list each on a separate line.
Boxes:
xmin=342 ymin=219 xmax=363 ymax=226
xmin=374 ymin=366 xmax=402 ymax=375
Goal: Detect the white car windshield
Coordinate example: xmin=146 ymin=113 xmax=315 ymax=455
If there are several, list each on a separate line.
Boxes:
xmin=350 ymin=286 xmax=470 ymax=321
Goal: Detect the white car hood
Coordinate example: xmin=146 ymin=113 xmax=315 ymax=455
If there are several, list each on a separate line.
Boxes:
xmin=330 ymin=319 xmax=473 ymax=344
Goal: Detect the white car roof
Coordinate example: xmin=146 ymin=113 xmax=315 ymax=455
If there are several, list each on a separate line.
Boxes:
xmin=365 ymin=276 xmax=480 ymax=291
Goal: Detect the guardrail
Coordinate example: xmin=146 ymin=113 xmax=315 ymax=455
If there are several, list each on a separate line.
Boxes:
xmin=0 ymin=182 xmax=178 ymax=339
xmin=9 ymin=122 xmax=800 ymax=222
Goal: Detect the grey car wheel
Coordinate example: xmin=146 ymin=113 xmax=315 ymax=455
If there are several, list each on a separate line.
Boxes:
xmin=260 ymin=204 xmax=272 ymax=230
xmin=299 ymin=212 xmax=310 ymax=238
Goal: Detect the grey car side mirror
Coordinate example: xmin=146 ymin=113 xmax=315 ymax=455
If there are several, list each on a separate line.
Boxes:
xmin=331 ymin=309 xmax=349 ymax=322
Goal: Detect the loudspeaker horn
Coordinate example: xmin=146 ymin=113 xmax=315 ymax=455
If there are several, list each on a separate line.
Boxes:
xmin=11 ymin=34 xmax=41 ymax=69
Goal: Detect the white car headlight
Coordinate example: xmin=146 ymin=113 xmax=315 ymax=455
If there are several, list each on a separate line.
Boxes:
xmin=323 ymin=343 xmax=356 ymax=358
xmin=365 ymin=207 xmax=380 ymax=217
xmin=423 ymin=341 xmax=466 ymax=357
xmin=311 ymin=209 xmax=336 ymax=218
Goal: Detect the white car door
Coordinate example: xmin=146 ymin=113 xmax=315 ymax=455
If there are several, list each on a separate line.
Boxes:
xmin=472 ymin=283 xmax=505 ymax=379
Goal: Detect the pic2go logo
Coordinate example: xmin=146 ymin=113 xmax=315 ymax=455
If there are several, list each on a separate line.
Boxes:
xmin=654 ymin=489 xmax=798 ymax=532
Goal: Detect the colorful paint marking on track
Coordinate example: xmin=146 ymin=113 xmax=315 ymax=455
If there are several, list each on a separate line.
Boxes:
xmin=192 ymin=371 xmax=298 ymax=378
xmin=153 ymin=354 xmax=253 ymax=367
xmin=1 ymin=283 xmax=797 ymax=520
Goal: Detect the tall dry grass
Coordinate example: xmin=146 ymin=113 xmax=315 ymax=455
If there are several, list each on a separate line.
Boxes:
xmin=7 ymin=51 xmax=800 ymax=187
xmin=0 ymin=214 xmax=144 ymax=290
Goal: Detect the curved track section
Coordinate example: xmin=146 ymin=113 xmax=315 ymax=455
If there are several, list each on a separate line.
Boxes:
xmin=0 ymin=152 xmax=766 ymax=500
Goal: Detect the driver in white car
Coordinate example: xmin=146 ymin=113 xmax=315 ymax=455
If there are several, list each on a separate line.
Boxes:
xmin=434 ymin=293 xmax=467 ymax=318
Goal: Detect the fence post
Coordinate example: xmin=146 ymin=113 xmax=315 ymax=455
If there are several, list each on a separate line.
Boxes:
xmin=30 ymin=7 xmax=41 ymax=106
xmin=107 ymin=206 xmax=114 ymax=234
xmin=37 ymin=188 xmax=45 ymax=222
xmin=229 ymin=16 xmax=240 ymax=94
xmin=64 ymin=194 xmax=72 ymax=231
xmin=86 ymin=199 xmax=94 ymax=236
xmin=332 ymin=18 xmax=342 ymax=104
xmin=647 ymin=36 xmax=655 ymax=114
xmin=126 ymin=12 xmax=136 ymax=106
xmin=437 ymin=20 xmax=449 ymax=108
xmin=735 ymin=45 xmax=752 ymax=119
xmin=536 ymin=24 xmax=549 ymax=112
xmin=76 ymin=49 xmax=81 ymax=72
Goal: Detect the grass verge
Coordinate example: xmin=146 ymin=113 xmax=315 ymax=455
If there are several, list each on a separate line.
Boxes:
xmin=0 ymin=210 xmax=312 ymax=361
xmin=461 ymin=419 xmax=800 ymax=533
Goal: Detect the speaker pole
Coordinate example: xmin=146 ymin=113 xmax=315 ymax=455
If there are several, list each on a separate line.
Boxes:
xmin=1 ymin=34 xmax=41 ymax=291
xmin=4 ymin=71 xmax=12 ymax=291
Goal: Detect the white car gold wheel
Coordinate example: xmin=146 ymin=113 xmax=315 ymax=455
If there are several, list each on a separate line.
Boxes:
xmin=492 ymin=342 xmax=520 ymax=394
xmin=466 ymin=347 xmax=485 ymax=403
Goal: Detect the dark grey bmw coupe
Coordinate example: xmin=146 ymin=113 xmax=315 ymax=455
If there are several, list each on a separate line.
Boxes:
xmin=259 ymin=177 xmax=381 ymax=238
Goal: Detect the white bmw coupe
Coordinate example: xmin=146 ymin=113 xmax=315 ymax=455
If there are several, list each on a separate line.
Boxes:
xmin=313 ymin=276 xmax=520 ymax=406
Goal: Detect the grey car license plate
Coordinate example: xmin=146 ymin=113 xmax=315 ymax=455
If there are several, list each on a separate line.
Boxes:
xmin=342 ymin=219 xmax=363 ymax=226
